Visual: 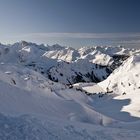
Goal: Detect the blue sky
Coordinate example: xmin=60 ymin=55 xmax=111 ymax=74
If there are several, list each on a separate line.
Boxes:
xmin=0 ymin=0 xmax=140 ymax=48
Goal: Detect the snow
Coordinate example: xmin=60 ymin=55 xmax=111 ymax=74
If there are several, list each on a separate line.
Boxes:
xmin=73 ymin=82 xmax=105 ymax=93
xmin=99 ymin=54 xmax=140 ymax=95
xmin=1 ymin=113 xmax=140 ymax=140
xmin=80 ymin=54 xmax=140 ymax=125
xmin=0 ymin=42 xmax=140 ymax=139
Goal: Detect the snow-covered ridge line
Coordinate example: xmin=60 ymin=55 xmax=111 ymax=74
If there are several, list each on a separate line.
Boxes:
xmin=0 ymin=41 xmax=138 ymax=84
xmin=0 ymin=41 xmax=139 ymax=61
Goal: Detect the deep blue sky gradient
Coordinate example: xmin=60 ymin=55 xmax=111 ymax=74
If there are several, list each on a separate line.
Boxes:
xmin=0 ymin=0 xmax=140 ymax=48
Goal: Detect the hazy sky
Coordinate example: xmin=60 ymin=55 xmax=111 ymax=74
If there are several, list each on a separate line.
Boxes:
xmin=0 ymin=0 xmax=140 ymax=48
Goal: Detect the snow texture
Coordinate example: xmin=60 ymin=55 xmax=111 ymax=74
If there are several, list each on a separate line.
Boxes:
xmin=0 ymin=41 xmax=139 ymax=139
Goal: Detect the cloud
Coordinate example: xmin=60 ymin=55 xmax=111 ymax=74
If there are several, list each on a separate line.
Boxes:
xmin=118 ymin=39 xmax=140 ymax=44
xmin=11 ymin=32 xmax=140 ymax=39
xmin=2 ymin=32 xmax=140 ymax=48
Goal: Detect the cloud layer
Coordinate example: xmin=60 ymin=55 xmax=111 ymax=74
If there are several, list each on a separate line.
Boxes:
xmin=14 ymin=32 xmax=140 ymax=39
xmin=1 ymin=32 xmax=140 ymax=48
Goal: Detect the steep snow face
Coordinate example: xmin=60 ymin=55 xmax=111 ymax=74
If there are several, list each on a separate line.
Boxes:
xmin=79 ymin=50 xmax=113 ymax=66
xmin=99 ymin=54 xmax=140 ymax=95
xmin=78 ymin=46 xmax=113 ymax=66
xmin=43 ymin=47 xmax=79 ymax=62
xmin=78 ymin=46 xmax=138 ymax=66
xmin=43 ymin=44 xmax=80 ymax=62
xmin=97 ymin=54 xmax=140 ymax=118
xmin=48 ymin=59 xmax=111 ymax=84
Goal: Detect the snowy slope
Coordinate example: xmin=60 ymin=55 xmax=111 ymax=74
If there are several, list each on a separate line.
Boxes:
xmin=0 ymin=63 xmax=139 ymax=126
xmin=99 ymin=54 xmax=140 ymax=95
xmin=0 ymin=63 xmax=140 ymax=139
xmin=0 ymin=63 xmax=114 ymax=125
xmin=0 ymin=42 xmax=140 ymax=139
xmin=73 ymin=54 xmax=140 ymax=121
xmin=2 ymin=113 xmax=140 ymax=140
xmin=96 ymin=54 xmax=140 ymax=119
xmin=43 ymin=44 xmax=80 ymax=62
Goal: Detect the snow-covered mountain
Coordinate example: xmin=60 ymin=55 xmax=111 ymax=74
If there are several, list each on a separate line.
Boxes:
xmin=0 ymin=41 xmax=136 ymax=84
xmin=48 ymin=59 xmax=111 ymax=84
xmin=0 ymin=41 xmax=140 ymax=139
xmin=97 ymin=54 xmax=140 ymax=119
xmin=100 ymin=54 xmax=140 ymax=94
xmin=99 ymin=54 xmax=140 ymax=95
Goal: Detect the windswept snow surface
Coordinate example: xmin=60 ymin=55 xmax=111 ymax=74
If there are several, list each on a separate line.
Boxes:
xmin=0 ymin=42 xmax=140 ymax=139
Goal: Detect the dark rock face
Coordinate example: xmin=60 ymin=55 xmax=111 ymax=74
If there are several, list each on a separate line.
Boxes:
xmin=47 ymin=62 xmax=112 ymax=85
xmin=110 ymin=55 xmax=129 ymax=70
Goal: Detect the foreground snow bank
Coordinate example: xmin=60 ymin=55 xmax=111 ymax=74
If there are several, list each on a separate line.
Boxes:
xmin=1 ymin=113 xmax=140 ymax=140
